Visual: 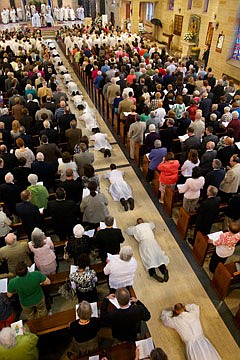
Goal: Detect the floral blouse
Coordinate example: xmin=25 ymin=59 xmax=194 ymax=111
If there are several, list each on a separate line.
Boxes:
xmin=70 ymin=267 xmax=97 ymax=293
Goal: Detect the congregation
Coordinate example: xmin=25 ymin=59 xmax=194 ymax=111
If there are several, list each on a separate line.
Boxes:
xmin=0 ymin=14 xmax=239 ymax=360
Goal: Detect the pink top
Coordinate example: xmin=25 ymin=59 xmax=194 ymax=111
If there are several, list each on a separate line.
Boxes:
xmin=28 ymin=237 xmax=56 ymax=267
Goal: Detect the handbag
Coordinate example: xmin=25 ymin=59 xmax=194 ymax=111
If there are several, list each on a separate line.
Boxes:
xmin=58 ymin=279 xmax=76 ymax=300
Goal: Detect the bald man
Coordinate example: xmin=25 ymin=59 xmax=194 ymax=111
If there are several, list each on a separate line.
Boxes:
xmin=0 ymin=233 xmax=32 ymax=275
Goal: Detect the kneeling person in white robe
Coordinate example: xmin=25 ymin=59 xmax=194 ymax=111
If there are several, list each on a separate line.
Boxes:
xmin=103 ymin=164 xmax=134 ymax=211
xmin=126 ymin=218 xmax=169 ymax=282
xmin=161 ymin=303 xmax=221 ymax=360
xmin=90 ymin=129 xmax=112 ymax=157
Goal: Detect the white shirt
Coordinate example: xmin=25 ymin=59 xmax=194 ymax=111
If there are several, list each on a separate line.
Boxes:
xmin=103 ymin=254 xmax=137 ymax=289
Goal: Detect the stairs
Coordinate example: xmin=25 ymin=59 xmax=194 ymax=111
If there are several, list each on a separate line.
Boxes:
xmin=41 ymin=28 xmax=56 ymax=39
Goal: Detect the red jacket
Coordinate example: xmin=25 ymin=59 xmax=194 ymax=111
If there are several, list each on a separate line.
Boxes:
xmin=158 ymin=160 xmax=180 ymax=185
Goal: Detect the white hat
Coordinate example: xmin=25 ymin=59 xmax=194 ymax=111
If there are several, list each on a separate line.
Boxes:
xmin=73 ymin=224 xmax=84 ymax=238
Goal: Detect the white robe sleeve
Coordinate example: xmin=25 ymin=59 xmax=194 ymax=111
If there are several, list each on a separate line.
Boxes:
xmin=161 ymin=310 xmax=175 ymax=328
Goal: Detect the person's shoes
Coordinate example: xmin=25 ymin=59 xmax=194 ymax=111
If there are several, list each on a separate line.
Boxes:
xmin=120 ymin=198 xmax=128 ymax=211
xmin=159 ymin=199 xmax=164 ymax=204
xmin=48 ymin=310 xmax=53 ymax=315
xmin=104 ymin=149 xmax=111 ymax=157
xmin=152 ymin=274 xmax=164 ymax=283
xmin=163 ymin=268 xmax=169 ymax=282
xmin=188 ymin=238 xmax=194 ymax=246
xmin=128 ymin=197 xmax=134 ymax=210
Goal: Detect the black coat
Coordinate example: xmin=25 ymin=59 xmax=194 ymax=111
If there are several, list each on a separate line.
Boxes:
xmin=195 ymin=196 xmax=221 ymax=235
xmin=16 ymin=201 xmax=44 ymax=238
xmin=96 ymin=227 xmax=125 ymax=262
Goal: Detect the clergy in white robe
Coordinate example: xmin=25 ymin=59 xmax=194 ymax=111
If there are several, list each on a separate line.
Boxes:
xmin=63 ymin=7 xmax=68 ymax=21
xmin=41 ymin=3 xmax=46 ymax=15
xmin=25 ymin=5 xmax=31 ymax=21
xmin=102 ymin=165 xmax=134 ymax=211
xmin=80 ymin=105 xmax=99 ymax=132
xmin=69 ymin=7 xmax=75 ymax=21
xmin=126 ymin=219 xmax=169 ymax=282
xmin=32 ymin=12 xmax=41 ymax=28
xmin=53 ymin=7 xmax=59 ymax=20
xmin=45 ymin=13 xmax=54 ymax=27
xmin=58 ymin=7 xmax=63 ymax=21
xmin=90 ymin=132 xmax=112 ymax=152
xmin=30 ymin=4 xmax=36 ymax=16
xmin=161 ymin=303 xmax=222 ymax=360
xmin=1 ymin=9 xmax=9 ymax=24
xmin=16 ymin=7 xmax=23 ymax=21
xmin=10 ymin=8 xmax=16 ymax=23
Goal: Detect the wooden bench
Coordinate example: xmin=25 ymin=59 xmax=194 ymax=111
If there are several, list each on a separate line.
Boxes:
xmin=176 ymin=207 xmax=197 ymax=240
xmin=77 ymin=342 xmax=135 ymax=360
xmin=234 ymin=303 xmax=240 ymax=329
xmin=192 ymin=231 xmax=214 ymax=266
xmin=211 ymin=262 xmax=240 ymax=300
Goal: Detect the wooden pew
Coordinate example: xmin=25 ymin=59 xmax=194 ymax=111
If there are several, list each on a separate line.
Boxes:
xmin=176 ymin=207 xmax=191 ymax=240
xmin=211 ymin=262 xmax=240 ymax=300
xmin=134 ymin=142 xmax=141 ymax=167
xmin=77 ymin=342 xmax=135 ymax=360
xmin=192 ymin=231 xmax=214 ymax=266
xmin=151 ymin=170 xmax=159 ymax=197
xmin=234 ymin=303 xmax=240 ymax=329
xmin=163 ymin=187 xmax=176 ymax=217
xmin=142 ymin=154 xmax=149 ymax=178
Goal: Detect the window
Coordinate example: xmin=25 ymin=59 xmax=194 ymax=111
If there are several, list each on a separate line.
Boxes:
xmin=187 ymin=0 xmax=193 ymax=10
xmin=169 ymin=0 xmax=174 ymax=10
xmin=203 ymin=0 xmax=209 ymax=12
xmin=146 ymin=3 xmax=154 ymax=21
xmin=232 ymin=26 xmax=240 ymax=61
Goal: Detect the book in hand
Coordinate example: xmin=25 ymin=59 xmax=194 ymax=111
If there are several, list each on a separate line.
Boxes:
xmin=100 ymin=218 xmax=117 ymax=229
xmin=89 ymin=356 xmax=99 ymax=360
xmin=207 ymin=231 xmax=223 ymax=241
xmin=0 ymin=278 xmax=7 ymax=293
xmin=76 ymin=302 xmax=98 ymax=319
xmin=178 ymin=134 xmax=189 ymax=142
xmin=135 ymin=337 xmax=154 ymax=359
xmin=11 ymin=320 xmax=23 ymax=336
xmin=28 ymin=263 xmax=35 ymax=272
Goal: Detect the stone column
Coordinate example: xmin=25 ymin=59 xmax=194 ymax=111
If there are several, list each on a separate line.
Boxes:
xmin=131 ymin=0 xmax=140 ymax=33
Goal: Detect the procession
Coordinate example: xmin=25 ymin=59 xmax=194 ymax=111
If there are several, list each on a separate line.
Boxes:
xmin=0 ymin=3 xmax=85 ymax=27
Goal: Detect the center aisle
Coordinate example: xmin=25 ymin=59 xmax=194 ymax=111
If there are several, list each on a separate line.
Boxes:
xmin=54 ymin=42 xmax=240 ymax=360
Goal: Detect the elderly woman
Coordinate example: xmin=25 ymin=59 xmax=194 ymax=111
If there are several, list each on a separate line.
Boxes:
xmin=0 ymin=327 xmax=39 ymax=360
xmin=28 ymin=227 xmax=57 ymax=275
xmin=15 ymin=138 xmax=35 ymax=168
xmin=66 ymin=224 xmax=91 ymax=265
xmin=70 ymin=253 xmax=98 ymax=303
xmin=27 ymin=174 xmax=49 ymax=209
xmin=80 ymin=181 xmax=109 ymax=229
xmin=68 ymin=301 xmax=100 ymax=358
xmin=103 ymin=245 xmax=137 ymax=292
xmin=58 ymin=152 xmax=79 ymax=182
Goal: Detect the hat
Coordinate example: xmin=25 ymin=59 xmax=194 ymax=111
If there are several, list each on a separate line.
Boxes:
xmin=149 ymin=124 xmax=156 ymax=132
xmin=73 ymin=224 xmax=85 ymax=238
xmin=154 ymin=139 xmax=162 ymax=148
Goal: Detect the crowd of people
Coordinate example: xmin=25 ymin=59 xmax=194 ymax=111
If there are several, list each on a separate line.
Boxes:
xmin=0 ymin=17 xmax=238 ymax=359
xmin=0 ymin=3 xmax=85 ymax=27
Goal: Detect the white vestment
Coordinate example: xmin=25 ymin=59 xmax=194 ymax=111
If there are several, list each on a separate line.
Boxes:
xmin=53 ymin=7 xmax=59 ymax=20
xmin=58 ymin=7 xmax=63 ymax=21
xmin=126 ymin=222 xmax=169 ymax=270
xmin=1 ymin=9 xmax=9 ymax=24
xmin=32 ymin=13 xmax=41 ymax=28
xmin=69 ymin=8 xmax=75 ymax=21
xmin=16 ymin=7 xmax=23 ymax=21
xmin=63 ymin=7 xmax=68 ymax=21
xmin=80 ymin=106 xmax=99 ymax=132
xmin=103 ymin=169 xmax=132 ymax=201
xmin=161 ymin=304 xmax=222 ymax=360
xmin=45 ymin=13 xmax=54 ymax=27
xmin=41 ymin=4 xmax=46 ymax=15
xmin=90 ymin=133 xmax=112 ymax=151
xmin=30 ymin=4 xmax=36 ymax=16
xmin=10 ymin=9 xmax=16 ymax=23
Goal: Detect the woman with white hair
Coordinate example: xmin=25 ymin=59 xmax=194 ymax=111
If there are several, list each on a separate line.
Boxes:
xmin=27 ymin=173 xmax=49 ymax=209
xmin=28 ymin=227 xmax=57 ymax=275
xmin=103 ymin=245 xmax=137 ymax=292
xmin=0 ymin=326 xmax=39 ymax=359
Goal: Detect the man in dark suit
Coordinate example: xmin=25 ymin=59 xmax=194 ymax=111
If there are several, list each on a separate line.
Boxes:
xmin=0 ymin=172 xmax=21 ymax=215
xmin=58 ymin=106 xmax=76 ymax=140
xmin=96 ymin=215 xmax=125 ymax=262
xmin=65 ymin=119 xmax=82 ymax=154
xmin=39 ymin=120 xmax=58 ymax=144
xmin=199 ymin=92 xmax=212 ymax=120
xmin=16 ymin=190 xmax=44 ymax=240
xmin=201 ymin=126 xmax=218 ymax=152
xmin=159 ymin=118 xmax=178 ymax=151
xmin=37 ymin=135 xmax=61 ymax=172
xmin=45 ymin=187 xmax=79 ymax=240
xmin=100 ymin=287 xmax=151 ymax=342
xmin=0 ymin=107 xmax=14 ymax=132
xmin=43 ymin=95 xmax=56 ymax=114
xmin=189 ymin=186 xmax=221 ymax=245
xmin=31 ymin=152 xmax=56 ymax=190
xmin=74 ymin=143 xmax=94 ymax=177
xmin=0 ymin=145 xmax=18 ymax=171
xmin=26 ymin=94 xmax=40 ymax=121
xmin=203 ymin=159 xmax=225 ymax=195
xmin=176 ymin=111 xmax=191 ymax=136
xmin=200 ymin=141 xmax=217 ymax=175
xmin=181 ymin=127 xmax=201 ymax=162
xmin=61 ymin=168 xmax=83 ymax=204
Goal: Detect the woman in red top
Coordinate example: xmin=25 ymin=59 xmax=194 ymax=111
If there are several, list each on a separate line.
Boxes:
xmin=157 ymin=152 xmax=180 ymax=204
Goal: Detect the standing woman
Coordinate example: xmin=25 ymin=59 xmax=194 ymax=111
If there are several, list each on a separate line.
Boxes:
xmin=157 ymin=152 xmax=180 ymax=204
xmin=180 ymin=149 xmax=200 ymax=183
xmin=172 ymin=95 xmax=186 ymax=120
xmin=28 ymin=227 xmax=57 ymax=275
xmin=80 ymin=181 xmax=109 ymax=229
